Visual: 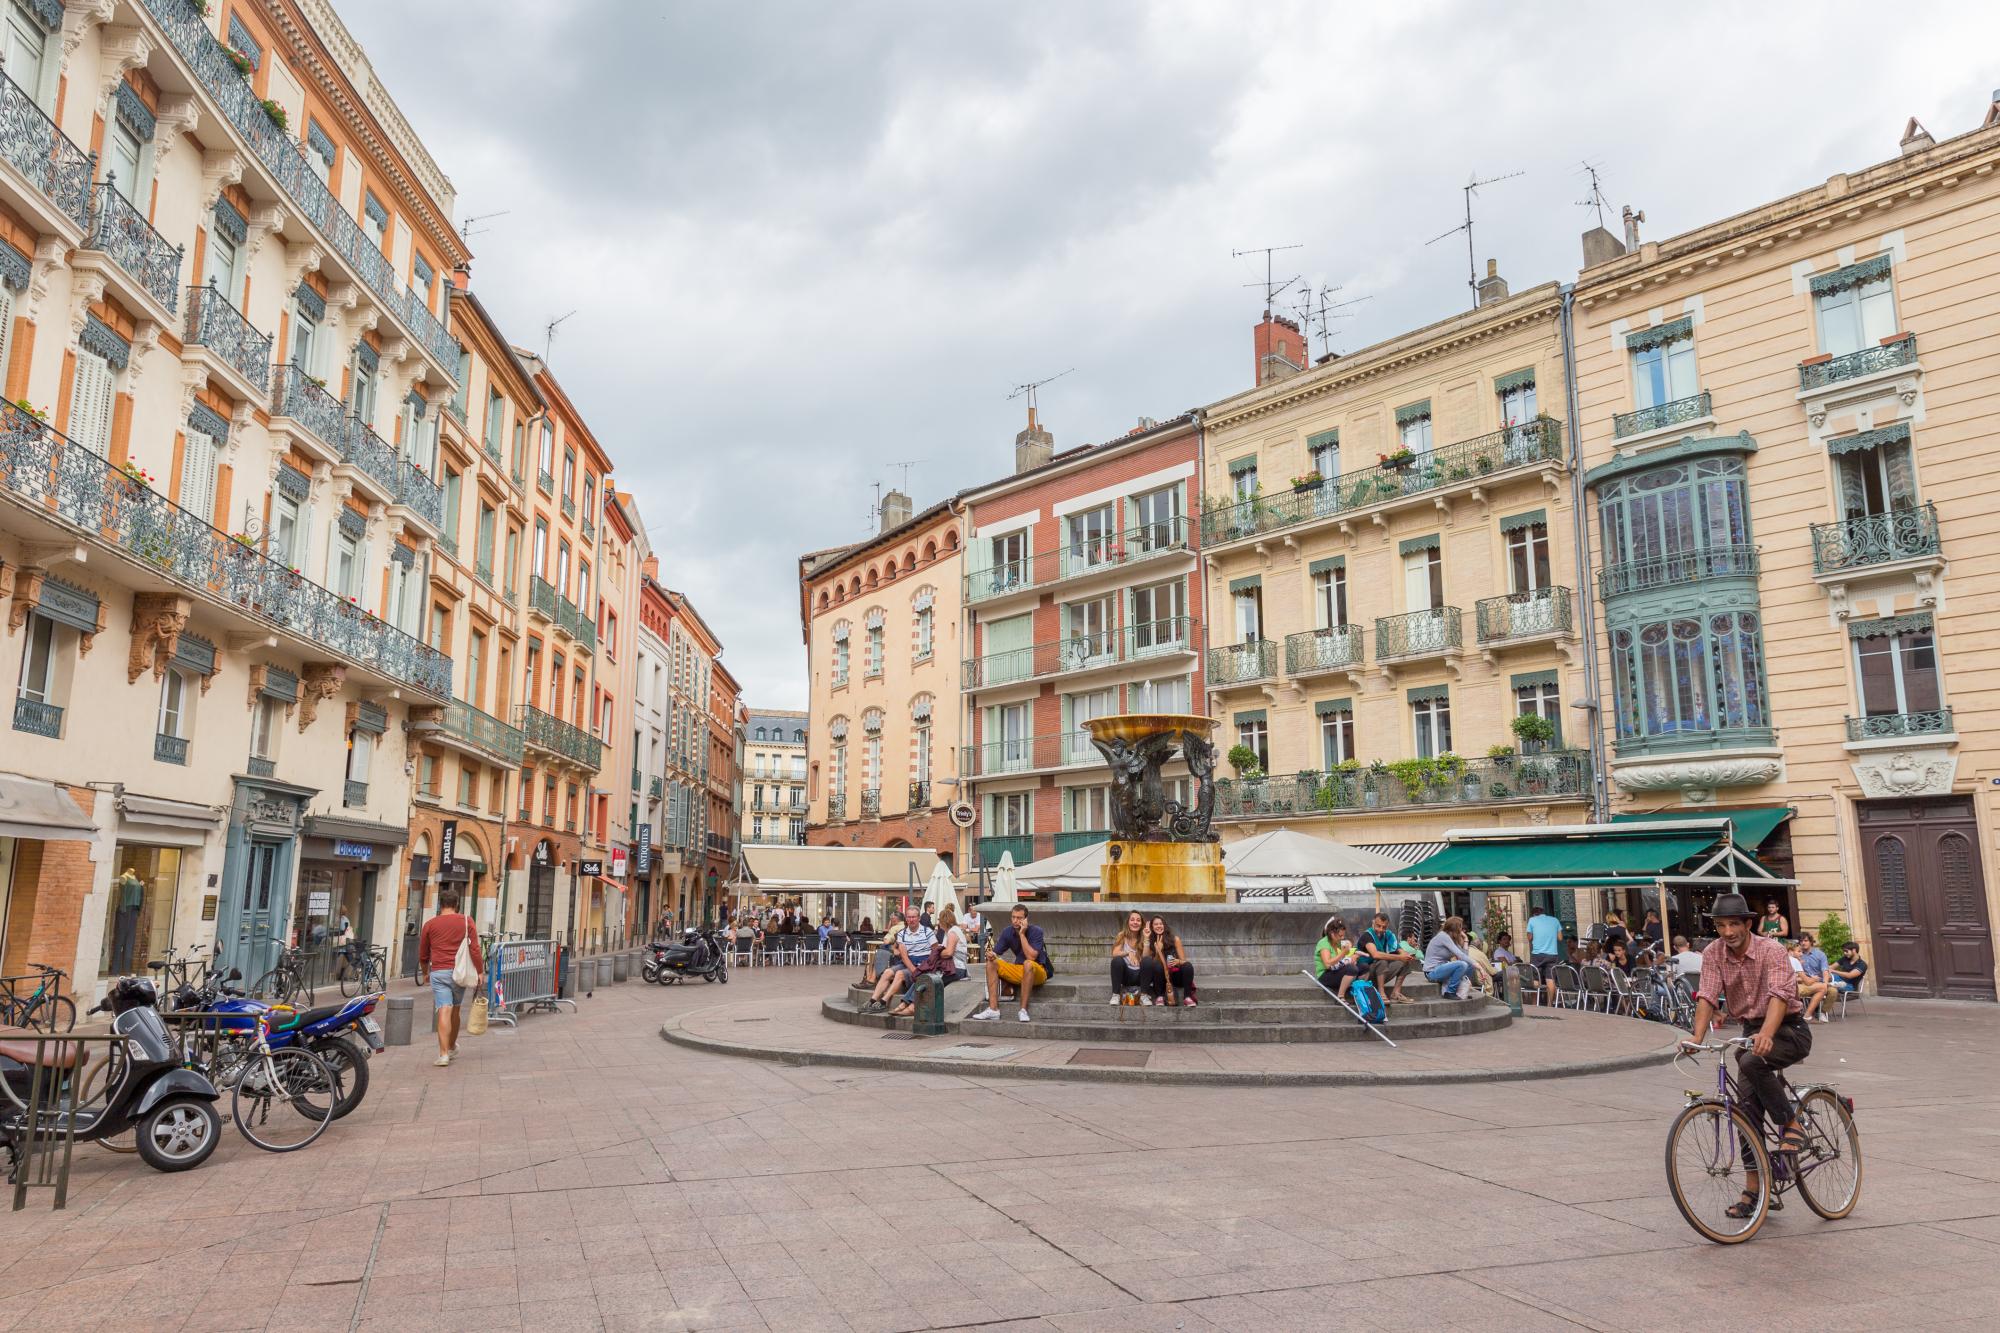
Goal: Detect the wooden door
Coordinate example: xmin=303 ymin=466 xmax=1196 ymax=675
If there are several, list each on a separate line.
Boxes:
xmin=1857 ymin=799 xmax=1996 ymax=1001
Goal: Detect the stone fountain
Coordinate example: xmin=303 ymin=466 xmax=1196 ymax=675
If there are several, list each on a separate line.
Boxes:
xmin=1082 ymin=713 xmax=1224 ymax=902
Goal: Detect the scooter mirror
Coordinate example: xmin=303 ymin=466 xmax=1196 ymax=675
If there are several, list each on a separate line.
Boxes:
xmin=227 ymin=968 xmax=243 ymax=981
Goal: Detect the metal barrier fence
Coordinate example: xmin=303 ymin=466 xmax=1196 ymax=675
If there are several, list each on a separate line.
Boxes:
xmin=2 ymin=1031 xmax=128 ymax=1211
xmin=491 ymin=939 xmax=574 ymax=1026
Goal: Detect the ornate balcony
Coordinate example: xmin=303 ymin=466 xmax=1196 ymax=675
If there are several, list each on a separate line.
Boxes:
xmin=1599 ymin=544 xmax=1759 ymax=599
xmin=154 ymin=733 xmax=187 ymax=764
xmin=1375 ymin=607 xmax=1463 ymax=661
xmin=1285 ymin=626 xmax=1362 ymax=677
xmin=0 ymin=403 xmax=450 ymax=696
xmin=650 ymin=776 xmax=665 ymax=799
xmin=184 ymin=281 xmax=271 ymax=392
xmin=246 ymin=756 xmax=275 ymax=778
xmin=555 ymin=593 xmax=579 ymax=639
xmin=573 ymin=610 xmax=597 ymax=655
xmin=827 ymin=788 xmax=847 ymax=823
xmin=961 ymin=731 xmax=1103 ymax=778
xmin=394 ymin=460 xmax=443 ymax=529
xmin=1811 ymin=503 xmax=1940 ymax=574
xmin=1207 ymin=638 xmax=1280 ymax=686
xmin=441 ymin=699 xmax=526 ymax=766
xmin=964 ymin=616 xmax=1195 ymax=690
xmin=343 ymin=779 xmax=367 ymax=808
xmin=0 ymin=67 xmax=93 ymax=231
xmin=516 ymin=704 xmax=604 ymax=770
xmin=1613 ymin=391 xmax=1710 ymax=440
xmin=528 ymin=575 xmax=556 ymax=622
xmin=860 ymin=788 xmax=881 ymax=818
xmin=1217 ymin=752 xmax=1591 ymax=819
xmin=1845 ymin=709 xmax=1953 ymax=742
xmin=1201 ymin=418 xmax=1564 ymax=547
xmin=87 ymin=177 xmax=182 ymax=315
xmin=580 ymin=515 xmax=595 ymax=544
xmin=12 ymin=697 xmax=60 ymax=737
xmin=273 ymin=365 xmax=344 ymax=454
xmin=1475 ymin=586 xmax=1574 ymax=643
xmin=140 ymin=0 xmax=461 ymax=378
xmin=560 ymin=492 xmax=576 ymax=521
xmin=340 ymin=418 xmax=398 ymax=498
xmin=1799 ymin=334 xmax=1916 ymax=392
xmin=538 ymin=469 xmax=554 ymax=495
xmin=963 ymin=515 xmax=1191 ymax=607
xmin=475 ymin=557 xmax=493 ymax=585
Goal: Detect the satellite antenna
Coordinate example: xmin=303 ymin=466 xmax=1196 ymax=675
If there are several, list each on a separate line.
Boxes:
xmin=1007 ymin=370 xmax=1072 ymax=431
xmin=1233 ymin=244 xmax=1304 ymax=314
xmin=543 ymin=310 xmax=576 ymax=359
xmin=1425 ymin=170 xmax=1524 ymax=309
xmin=885 ymin=460 xmax=925 ymax=494
xmin=1575 ymin=161 xmax=1611 ymax=230
xmin=460 ymin=210 xmax=510 ymax=239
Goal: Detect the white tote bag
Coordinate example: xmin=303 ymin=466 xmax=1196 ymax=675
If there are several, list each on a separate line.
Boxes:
xmin=450 ymin=919 xmax=479 ymax=988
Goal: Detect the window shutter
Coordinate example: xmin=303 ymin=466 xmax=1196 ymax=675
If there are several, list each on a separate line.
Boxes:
xmin=294 ymin=502 xmax=313 ymax=572
xmin=326 ymin=518 xmax=341 ymax=592
xmin=355 ymin=541 xmax=371 ymax=609
xmin=70 ymin=351 xmax=115 ymax=456
xmin=178 ymin=430 xmax=217 ymax=520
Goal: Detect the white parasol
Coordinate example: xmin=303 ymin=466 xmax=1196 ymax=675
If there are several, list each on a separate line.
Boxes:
xmin=989 ymin=851 xmax=1019 ymax=906
xmin=925 ymin=860 xmax=961 ymax=922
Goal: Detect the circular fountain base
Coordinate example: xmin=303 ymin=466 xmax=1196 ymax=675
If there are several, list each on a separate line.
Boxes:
xmin=1100 ymin=839 xmax=1225 ymax=901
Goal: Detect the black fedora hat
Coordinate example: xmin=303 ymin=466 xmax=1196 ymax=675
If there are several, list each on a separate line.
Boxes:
xmin=1710 ymin=893 xmax=1755 ymax=921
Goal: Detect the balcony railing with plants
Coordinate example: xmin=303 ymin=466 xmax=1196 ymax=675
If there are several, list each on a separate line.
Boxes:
xmin=827 ymin=787 xmax=847 ymax=822
xmin=1219 ymin=751 xmax=1591 ymax=818
xmin=154 ymin=733 xmax=187 ymax=765
xmin=963 ymin=515 xmax=1190 ymax=606
xmin=1613 ymin=391 xmax=1711 ymax=440
xmin=89 ymin=176 xmax=183 ymax=314
xmin=274 ymin=364 xmax=343 ymax=450
xmin=1285 ymin=626 xmax=1362 ymax=675
xmin=0 ymin=66 xmax=93 ymax=230
xmin=961 ymin=731 xmax=1104 ymax=778
xmin=1810 ymin=502 xmax=1940 ymax=574
xmin=860 ymin=788 xmax=881 ymax=818
xmin=1375 ymin=607 xmax=1463 ymax=660
xmin=908 ymin=780 xmax=930 ymax=810
xmin=443 ymin=699 xmax=526 ymax=766
xmin=184 ymin=280 xmax=271 ymax=391
xmin=1206 ymin=637 xmax=1280 ymax=686
xmin=1599 ymin=544 xmax=1759 ymax=599
xmin=394 ymin=459 xmax=443 ymax=528
xmin=515 ymin=704 xmax=603 ymax=770
xmin=0 ymin=403 xmax=451 ymax=695
xmin=12 ymin=696 xmax=60 ymax=737
xmin=963 ymin=616 xmax=1195 ymax=690
xmin=1799 ymin=333 xmax=1916 ymax=392
xmin=1845 ymin=709 xmax=1953 ymax=742
xmin=1201 ymin=417 xmax=1565 ymax=547
xmin=141 ymin=0 xmax=461 ymax=377
xmin=341 ymin=418 xmax=398 ymax=497
xmin=1475 ymin=586 xmax=1574 ymax=642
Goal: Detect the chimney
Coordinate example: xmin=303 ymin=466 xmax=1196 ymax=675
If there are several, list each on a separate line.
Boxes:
xmin=642 ymin=554 xmax=658 ymax=580
xmin=1901 ymin=116 xmax=1935 ymax=155
xmin=878 ymin=489 xmax=913 ymax=533
xmin=1254 ymin=312 xmax=1304 ymax=386
xmin=1476 ymin=258 xmax=1509 ymax=306
xmin=1580 ymin=226 xmax=1626 ymax=268
xmin=1015 ymin=407 xmax=1054 ymax=473
xmin=1984 ymin=90 xmax=2000 ymax=128
xmin=1621 ymin=204 xmax=1645 ymax=250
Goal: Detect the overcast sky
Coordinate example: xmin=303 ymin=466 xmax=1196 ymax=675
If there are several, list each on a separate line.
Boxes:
xmin=345 ymin=0 xmax=2000 ymax=709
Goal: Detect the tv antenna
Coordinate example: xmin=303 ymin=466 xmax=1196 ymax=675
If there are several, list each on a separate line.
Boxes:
xmin=885 ymin=460 xmax=925 ymax=494
xmin=1425 ymin=170 xmax=1524 ymax=309
xmin=1575 ymin=160 xmax=1611 ymax=230
xmin=1292 ymin=284 xmax=1372 ymax=360
xmin=1233 ymin=243 xmax=1304 ymax=314
xmin=460 ymin=209 xmax=510 ymax=240
xmin=543 ymin=310 xmax=576 ymax=359
xmin=1008 ymin=370 xmax=1072 ymax=430
xmin=867 ymin=481 xmax=885 ymax=535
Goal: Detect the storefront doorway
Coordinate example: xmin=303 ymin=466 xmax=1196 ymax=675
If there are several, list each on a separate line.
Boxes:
xmin=1857 ymin=797 xmax=1996 ymax=1000
xmin=526 ymin=841 xmax=556 ymax=939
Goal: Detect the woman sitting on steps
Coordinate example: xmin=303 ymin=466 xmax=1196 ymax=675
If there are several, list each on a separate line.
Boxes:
xmin=1313 ymin=917 xmax=1366 ymax=1002
xmin=1146 ymin=915 xmax=1196 ymax=1007
xmin=1109 ymin=910 xmax=1146 ymax=1005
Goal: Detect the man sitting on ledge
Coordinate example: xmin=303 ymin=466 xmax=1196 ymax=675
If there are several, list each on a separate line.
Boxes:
xmin=972 ymin=904 xmax=1051 ymax=1023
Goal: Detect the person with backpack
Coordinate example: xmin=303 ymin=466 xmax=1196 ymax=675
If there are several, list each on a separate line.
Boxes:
xmin=1360 ymin=912 xmax=1415 ymax=1004
xmin=419 ymin=888 xmax=483 ymax=1068
xmin=1312 ymin=917 xmax=1367 ymax=1001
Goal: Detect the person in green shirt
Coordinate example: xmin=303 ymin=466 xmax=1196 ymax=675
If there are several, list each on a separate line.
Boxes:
xmin=1313 ymin=917 xmax=1366 ymax=1001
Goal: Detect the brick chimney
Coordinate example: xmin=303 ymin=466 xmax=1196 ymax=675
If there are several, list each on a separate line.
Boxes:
xmin=1254 ymin=313 xmax=1304 ymax=386
xmin=1476 ymin=258 xmax=1509 ymax=306
xmin=642 ymin=554 xmax=658 ymax=580
xmin=1015 ymin=407 xmax=1054 ymax=473
xmin=879 ymin=489 xmax=912 ymax=532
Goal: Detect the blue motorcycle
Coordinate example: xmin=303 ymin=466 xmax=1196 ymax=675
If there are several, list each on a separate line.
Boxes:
xmin=168 ymin=967 xmax=383 ymax=1120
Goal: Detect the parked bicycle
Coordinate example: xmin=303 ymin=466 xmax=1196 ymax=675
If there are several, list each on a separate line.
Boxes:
xmin=338 ymin=944 xmax=388 ymax=999
xmin=0 ymin=964 xmax=75 ymax=1033
xmin=1665 ymin=1036 xmax=1861 ymax=1243
xmin=228 ymin=1005 xmax=336 ymax=1153
xmin=251 ymin=948 xmax=313 ymax=1007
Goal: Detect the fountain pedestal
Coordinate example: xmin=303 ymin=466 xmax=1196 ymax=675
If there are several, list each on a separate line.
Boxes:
xmin=1101 ymin=838 xmax=1225 ymax=902
xmin=1081 ymin=713 xmax=1226 ymax=902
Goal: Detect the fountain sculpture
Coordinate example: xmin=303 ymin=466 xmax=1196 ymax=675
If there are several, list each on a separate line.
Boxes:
xmin=1082 ymin=713 xmax=1225 ymax=901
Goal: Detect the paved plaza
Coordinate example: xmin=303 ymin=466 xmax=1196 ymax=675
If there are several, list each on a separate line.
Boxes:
xmin=2 ymin=968 xmax=1998 ymax=1333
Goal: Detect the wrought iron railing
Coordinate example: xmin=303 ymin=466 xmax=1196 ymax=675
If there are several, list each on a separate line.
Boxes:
xmin=343 ymin=779 xmax=367 ymax=807
xmin=395 ymin=460 xmax=443 ymax=528
xmin=650 ymin=776 xmax=664 ymax=799
xmin=964 ymin=616 xmax=1195 ymax=689
xmin=860 ymin=788 xmax=881 ymax=817
xmin=538 ymin=469 xmax=554 ymax=494
xmin=340 ymin=417 xmax=398 ymax=497
xmin=976 ymin=834 xmax=1035 ymax=868
xmin=0 ymin=66 xmax=93 ymax=230
xmin=515 ymin=704 xmax=603 ymax=770
xmin=0 ymin=403 xmax=450 ymax=694
xmin=1599 ymin=544 xmax=1759 ymax=598
xmin=1799 ymin=334 xmax=1917 ymax=392
xmin=140 ymin=0 xmax=460 ymax=376
xmin=963 ymin=515 xmax=1190 ymax=606
xmin=1201 ymin=418 xmax=1565 ymax=547
xmin=1207 ymin=638 xmax=1280 ymax=685
xmin=154 ymin=733 xmax=186 ymax=764
xmin=88 ymin=176 xmax=183 ymax=313
xmin=184 ymin=281 xmax=270 ymax=390
xmin=246 ymin=756 xmax=275 ymax=778
xmin=436 ymin=533 xmax=457 ymax=559
xmin=483 ymin=437 xmax=503 ymax=468
xmin=502 ymin=586 xmax=518 ymax=608
xmin=1475 ymin=586 xmax=1573 ymax=642
xmin=12 ymin=696 xmax=60 ymax=737
xmin=1375 ymin=606 xmax=1463 ymax=659
xmin=1613 ymin=391 xmax=1711 ymax=440
xmin=512 ymin=469 xmax=526 ymax=492
xmin=1218 ymin=752 xmax=1591 ymax=817
xmin=528 ymin=576 xmax=556 ymax=620
xmin=555 ymin=594 xmax=579 ymax=639
xmin=273 ymin=364 xmax=342 ymax=450
xmin=632 ymin=768 xmax=642 ymax=789
xmin=560 ymin=492 xmax=576 ymax=521
xmin=961 ymin=730 xmax=1105 ymax=777
xmin=1810 ymin=503 xmax=1940 ymax=573
xmin=579 ymin=515 xmax=594 ymax=544
xmin=828 ymin=787 xmax=847 ymax=822
xmin=474 ymin=557 xmax=492 ymax=585
xmin=1845 ymin=709 xmax=1953 ymax=742
xmin=443 ymin=699 xmax=526 ymax=765
xmin=573 ymin=612 xmax=596 ymax=654
xmin=1285 ymin=626 xmax=1362 ymax=675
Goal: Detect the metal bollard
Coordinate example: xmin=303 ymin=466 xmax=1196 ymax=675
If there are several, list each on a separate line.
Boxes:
xmin=384 ymin=994 xmax=414 ymax=1047
xmin=911 ymin=975 xmax=946 ymax=1036
xmin=1503 ymin=965 xmax=1524 ymax=1018
xmin=613 ymin=952 xmax=630 ymax=983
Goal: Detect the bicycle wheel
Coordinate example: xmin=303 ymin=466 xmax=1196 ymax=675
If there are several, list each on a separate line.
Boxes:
xmin=26 ymin=995 xmax=75 ymax=1033
xmin=1665 ymin=1101 xmax=1771 ymax=1244
xmin=232 ymin=1048 xmax=335 ymax=1152
xmin=1794 ymin=1089 xmax=1862 ymax=1219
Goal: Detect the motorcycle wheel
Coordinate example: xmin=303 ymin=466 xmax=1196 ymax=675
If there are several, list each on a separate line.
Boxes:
xmin=641 ymin=964 xmax=659 ymax=984
xmin=312 ymin=1034 xmax=371 ymax=1120
xmin=717 ymin=963 xmax=729 ymax=984
xmin=134 ymin=1096 xmax=221 ymax=1173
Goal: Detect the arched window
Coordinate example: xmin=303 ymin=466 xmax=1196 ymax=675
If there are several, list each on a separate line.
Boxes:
xmin=945 ymin=530 xmax=959 ymax=550
xmin=923 ymin=540 xmax=937 ymax=561
xmin=818 ymin=590 xmax=829 ymax=609
xmin=850 ymin=577 xmax=862 ymax=596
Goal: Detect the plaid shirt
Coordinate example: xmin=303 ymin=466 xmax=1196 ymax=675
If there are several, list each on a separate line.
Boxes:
xmin=1697 ymin=933 xmax=1801 ymax=1025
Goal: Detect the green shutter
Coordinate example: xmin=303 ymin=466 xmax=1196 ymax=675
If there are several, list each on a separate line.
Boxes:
xmin=1397 ymin=533 xmax=1441 ymax=556
xmin=1808 ymin=253 xmax=1892 ymax=297
xmin=1406 ymin=684 xmax=1449 ymax=704
xmin=1394 ymin=400 xmax=1431 ymax=425
xmin=1228 ymin=574 xmax=1262 ymax=593
xmin=1233 ymin=709 xmax=1267 ymax=725
xmin=1308 ymin=556 xmax=1345 ymax=575
xmin=1493 ymin=367 xmax=1536 ymax=394
xmin=1314 ymin=697 xmax=1352 ymax=716
xmin=1510 ymin=669 xmax=1558 ymax=691
xmin=1227 ymin=454 xmax=1258 ymax=475
xmin=1826 ymin=421 xmax=1910 ymax=457
xmin=1848 ymin=612 xmax=1931 ymax=640
xmin=1499 ymin=508 xmax=1547 ymax=533
xmin=1625 ymin=316 xmax=1693 ymax=351
xmin=1306 ymin=428 xmax=1339 ymax=448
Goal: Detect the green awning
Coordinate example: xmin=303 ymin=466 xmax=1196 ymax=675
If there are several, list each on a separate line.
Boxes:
xmin=1614 ymin=806 xmax=1793 ymax=847
xmin=1384 ymin=831 xmax=1721 ymax=882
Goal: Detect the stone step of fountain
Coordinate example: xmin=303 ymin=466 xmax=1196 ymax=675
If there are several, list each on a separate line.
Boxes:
xmin=821 ymin=994 xmax=1513 ymax=1044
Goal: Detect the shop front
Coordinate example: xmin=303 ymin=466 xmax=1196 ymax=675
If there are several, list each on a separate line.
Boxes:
xmin=297 ymin=814 xmax=410 ymax=974
xmin=526 ymin=838 xmax=560 ymax=940
xmin=98 ymin=793 xmax=224 ymax=985
xmin=436 ymin=827 xmax=495 ymax=931
xmin=216 ymin=777 xmax=314 ymax=983
xmin=0 ymin=772 xmax=102 ymax=977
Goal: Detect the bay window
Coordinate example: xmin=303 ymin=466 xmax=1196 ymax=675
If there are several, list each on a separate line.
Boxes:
xmin=1596 ymin=455 xmax=1753 ymax=592
xmin=1609 ymin=613 xmax=1768 ymax=744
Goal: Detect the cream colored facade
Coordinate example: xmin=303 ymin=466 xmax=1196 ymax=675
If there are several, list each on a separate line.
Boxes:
xmin=1198 ymin=278 xmax=1594 ymax=873
xmin=743 ymin=708 xmax=807 ymax=846
xmin=1572 ymin=106 xmax=2000 ymax=999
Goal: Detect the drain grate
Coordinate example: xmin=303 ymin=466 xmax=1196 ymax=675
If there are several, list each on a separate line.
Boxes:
xmin=732 ymin=1017 xmax=770 ymax=1023
xmin=881 ymin=1032 xmax=921 ymax=1041
xmin=1068 ymin=1047 xmax=1151 ymax=1068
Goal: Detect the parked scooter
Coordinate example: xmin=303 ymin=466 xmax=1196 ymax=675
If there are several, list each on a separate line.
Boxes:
xmin=642 ymin=927 xmax=729 ymax=984
xmin=168 ymin=968 xmax=383 ymax=1119
xmin=0 ymin=977 xmax=222 ymax=1175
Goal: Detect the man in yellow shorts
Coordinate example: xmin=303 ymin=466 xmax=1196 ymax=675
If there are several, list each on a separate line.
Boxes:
xmin=972 ymin=904 xmax=1051 ymax=1023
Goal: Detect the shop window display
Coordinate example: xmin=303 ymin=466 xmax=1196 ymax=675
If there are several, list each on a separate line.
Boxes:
xmin=101 ymin=846 xmax=181 ymax=978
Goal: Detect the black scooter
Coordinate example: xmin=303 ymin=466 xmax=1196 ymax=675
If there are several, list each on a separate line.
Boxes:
xmin=0 ymin=977 xmax=222 ymax=1176
xmin=643 ymin=927 xmax=729 ymax=984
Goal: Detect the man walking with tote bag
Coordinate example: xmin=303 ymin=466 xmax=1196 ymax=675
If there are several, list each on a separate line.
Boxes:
xmin=419 ymin=888 xmax=484 ymax=1067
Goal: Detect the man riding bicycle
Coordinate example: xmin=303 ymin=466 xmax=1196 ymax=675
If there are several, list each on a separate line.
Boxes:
xmin=1679 ymin=892 xmax=1810 ymax=1219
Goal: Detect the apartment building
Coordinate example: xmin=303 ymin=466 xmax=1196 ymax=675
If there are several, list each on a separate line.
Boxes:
xmin=645 ymin=574 xmax=738 ymax=925
xmin=1570 ymin=102 xmax=2000 ymax=1000
xmin=712 ymin=662 xmax=745 ymax=901
xmin=799 ymin=494 xmax=964 ymax=864
xmin=744 ymin=708 xmax=808 ymax=847
xmin=0 ymin=0 xmax=467 ymax=995
xmin=597 ymin=489 xmax=642 ymax=945
xmin=959 ymin=413 xmax=1206 ymax=871
xmin=1197 ymin=280 xmax=1592 ymax=865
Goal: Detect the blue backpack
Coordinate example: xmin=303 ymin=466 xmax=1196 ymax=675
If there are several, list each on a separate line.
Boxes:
xmin=1347 ymin=977 xmax=1387 ymax=1024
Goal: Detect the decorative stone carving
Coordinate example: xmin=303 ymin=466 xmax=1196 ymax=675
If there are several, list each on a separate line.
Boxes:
xmin=66 ymin=268 xmax=107 ymax=350
xmin=1611 ymin=751 xmax=1784 ymax=802
xmin=198 ymin=149 xmax=245 ymax=217
xmin=244 ymin=206 xmax=287 ymax=267
xmin=94 ymin=27 xmax=154 ymax=117
xmin=124 ymin=320 xmax=161 ymax=396
xmin=7 ymin=566 xmax=43 ymax=635
xmin=283 ymin=242 xmax=324 ymax=291
xmin=1851 ymin=747 xmax=1958 ymax=799
xmin=128 ymin=592 xmax=190 ymax=683
xmin=296 ymin=662 xmax=345 ymax=732
xmin=246 ymin=663 xmax=295 ymax=719
xmin=27 ymin=236 xmax=66 ymax=321
xmin=149 ymin=96 xmax=200 ymax=175
xmin=60 ymin=0 xmax=117 ymax=76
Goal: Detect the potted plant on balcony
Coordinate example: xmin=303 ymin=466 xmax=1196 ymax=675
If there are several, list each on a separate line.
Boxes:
xmin=1474 ymin=453 xmax=1494 ymax=473
xmin=1290 ymin=470 xmax=1324 ymax=493
xmin=119 ymin=461 xmax=156 ymax=492
xmin=12 ymin=398 xmax=48 ymax=436
xmin=1378 ymin=448 xmax=1415 ymax=471
xmin=1511 ymin=713 xmax=1556 ymax=754
xmin=1227 ymin=744 xmax=1263 ymax=781
xmin=1486 ymin=743 xmax=1516 ymax=767
xmin=261 ymin=100 xmax=288 ymax=131
xmin=224 ymin=46 xmax=254 ymax=77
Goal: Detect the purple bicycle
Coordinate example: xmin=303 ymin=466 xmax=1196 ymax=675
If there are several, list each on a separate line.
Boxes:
xmin=1665 ymin=1035 xmax=1861 ymax=1243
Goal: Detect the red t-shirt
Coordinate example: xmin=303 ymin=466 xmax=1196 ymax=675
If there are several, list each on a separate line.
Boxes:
xmin=418 ymin=913 xmax=483 ymax=976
